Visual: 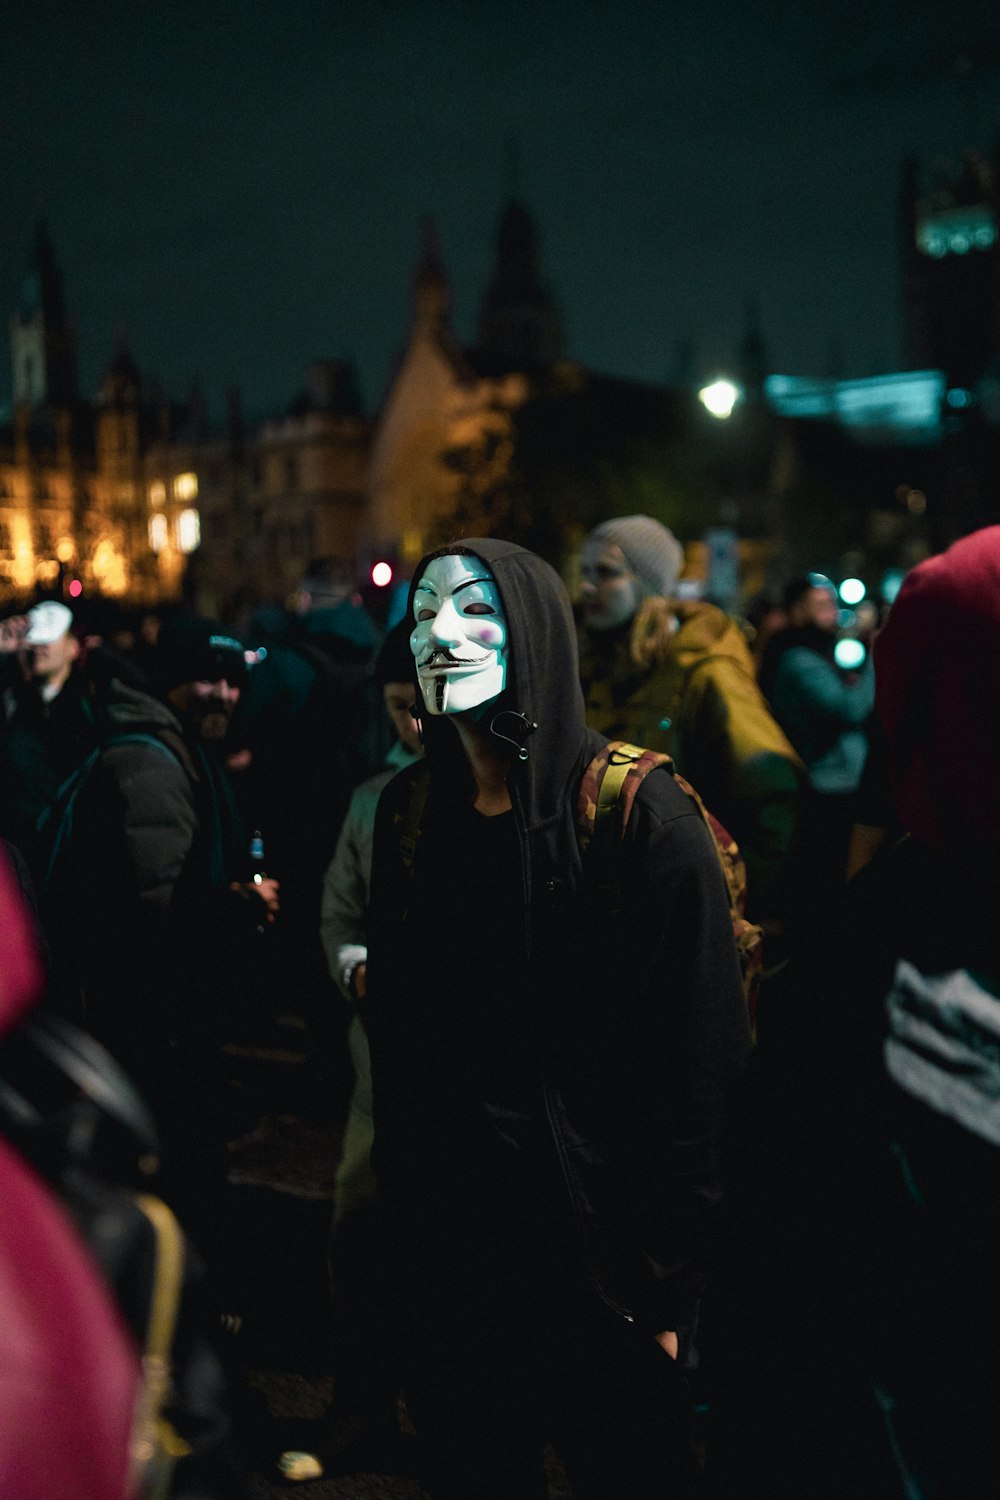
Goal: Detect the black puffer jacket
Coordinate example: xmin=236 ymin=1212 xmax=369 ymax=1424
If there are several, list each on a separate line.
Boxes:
xmin=366 ymin=539 xmax=750 ymax=1336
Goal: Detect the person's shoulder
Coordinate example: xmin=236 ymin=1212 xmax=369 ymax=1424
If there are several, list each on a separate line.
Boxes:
xmin=632 ymin=762 xmax=703 ymax=827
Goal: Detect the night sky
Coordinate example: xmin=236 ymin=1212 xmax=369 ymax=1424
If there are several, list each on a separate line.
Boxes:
xmin=5 ymin=0 xmax=1000 ymax=424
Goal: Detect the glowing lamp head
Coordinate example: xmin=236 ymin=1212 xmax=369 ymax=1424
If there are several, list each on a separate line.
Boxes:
xmin=698 ymin=379 xmax=741 ymax=419
xmin=371 ymin=561 xmax=393 ymax=588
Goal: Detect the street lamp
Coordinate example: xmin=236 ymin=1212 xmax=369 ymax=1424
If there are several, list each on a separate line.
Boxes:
xmin=698 ymin=379 xmax=741 ymax=419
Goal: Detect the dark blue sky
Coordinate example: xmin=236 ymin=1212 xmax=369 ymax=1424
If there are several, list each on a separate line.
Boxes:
xmin=5 ymin=0 xmax=999 ymax=423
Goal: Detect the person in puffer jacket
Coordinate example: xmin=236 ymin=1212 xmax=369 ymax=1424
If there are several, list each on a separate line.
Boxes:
xmin=577 ymin=514 xmax=800 ymax=929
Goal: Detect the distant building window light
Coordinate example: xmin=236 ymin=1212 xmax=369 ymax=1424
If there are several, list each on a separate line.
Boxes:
xmin=173 ymin=472 xmax=198 ymax=502
xmin=917 ymin=206 xmax=997 ymax=258
xmin=149 ymin=481 xmax=166 ymax=506
xmin=177 ymin=508 xmax=201 ymax=554
xmin=149 ymin=514 xmax=168 ymax=553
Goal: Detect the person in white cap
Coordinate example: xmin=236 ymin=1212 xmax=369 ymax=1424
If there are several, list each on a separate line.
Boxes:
xmin=577 ymin=515 xmax=801 ymax=929
xmin=23 ymin=601 xmax=81 ymax=700
xmin=0 ymin=601 xmax=90 ymax=862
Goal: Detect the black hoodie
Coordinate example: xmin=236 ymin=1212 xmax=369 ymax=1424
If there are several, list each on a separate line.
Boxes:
xmin=366 ymin=538 xmax=750 ymax=1335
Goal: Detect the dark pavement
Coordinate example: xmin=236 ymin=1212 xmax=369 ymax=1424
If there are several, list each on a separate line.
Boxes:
xmin=214 ymin=1000 xmax=573 ymax=1499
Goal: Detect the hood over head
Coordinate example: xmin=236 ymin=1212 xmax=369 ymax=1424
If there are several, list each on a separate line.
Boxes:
xmin=407 ymin=538 xmax=589 ymax=829
xmin=875 ymin=526 xmax=1000 ymax=857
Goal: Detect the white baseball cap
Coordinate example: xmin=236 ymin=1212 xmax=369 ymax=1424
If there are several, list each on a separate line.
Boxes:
xmin=25 ymin=601 xmax=74 ymax=646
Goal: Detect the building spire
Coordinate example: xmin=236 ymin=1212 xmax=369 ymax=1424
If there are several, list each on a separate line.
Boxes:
xmin=476 ymin=186 xmax=564 ymax=367
xmin=10 ymin=221 xmax=77 ymax=407
xmin=411 ymin=215 xmax=453 ymax=336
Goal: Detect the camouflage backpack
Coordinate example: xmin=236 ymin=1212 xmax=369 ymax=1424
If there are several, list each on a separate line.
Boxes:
xmin=578 ymin=740 xmax=763 ymax=1030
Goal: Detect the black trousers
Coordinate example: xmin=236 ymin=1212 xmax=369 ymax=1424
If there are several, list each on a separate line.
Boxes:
xmin=396 ymin=1240 xmax=700 ymax=1500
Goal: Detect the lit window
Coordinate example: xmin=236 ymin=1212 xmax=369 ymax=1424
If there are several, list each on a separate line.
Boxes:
xmin=174 ymin=472 xmax=198 ymax=501
xmin=149 ymin=514 xmax=168 ymax=553
xmin=177 ymin=508 xmax=201 ymax=554
xmin=149 ymin=481 xmax=166 ymax=506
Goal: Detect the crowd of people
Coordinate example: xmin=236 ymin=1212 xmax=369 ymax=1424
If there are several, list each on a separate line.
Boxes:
xmin=0 ymin=518 xmax=994 ymax=1498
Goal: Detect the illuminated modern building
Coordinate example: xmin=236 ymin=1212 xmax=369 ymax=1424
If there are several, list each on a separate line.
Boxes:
xmin=902 ymin=149 xmax=1000 ymax=391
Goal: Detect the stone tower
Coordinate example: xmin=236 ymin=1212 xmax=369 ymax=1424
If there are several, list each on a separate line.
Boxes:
xmin=9 ymin=221 xmax=78 ymax=409
xmin=477 ymin=197 xmax=564 ymax=368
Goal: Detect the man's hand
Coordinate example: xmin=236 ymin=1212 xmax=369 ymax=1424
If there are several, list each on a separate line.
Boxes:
xmin=0 ymin=615 xmax=28 ymax=653
xmin=231 ymin=877 xmax=281 ymax=921
xmin=655 ymin=1330 xmax=678 ymax=1360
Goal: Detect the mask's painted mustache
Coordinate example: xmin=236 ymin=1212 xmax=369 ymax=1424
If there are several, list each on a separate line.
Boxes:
xmin=419 ymin=648 xmax=491 ymax=667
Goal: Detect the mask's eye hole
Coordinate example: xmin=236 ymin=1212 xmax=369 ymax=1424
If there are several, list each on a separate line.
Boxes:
xmin=463 ymin=601 xmax=495 ymax=615
xmin=416 ymin=608 xmax=434 ymax=621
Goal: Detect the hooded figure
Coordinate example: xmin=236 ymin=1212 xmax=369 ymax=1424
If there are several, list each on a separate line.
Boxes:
xmin=366 ymin=539 xmax=750 ymax=1500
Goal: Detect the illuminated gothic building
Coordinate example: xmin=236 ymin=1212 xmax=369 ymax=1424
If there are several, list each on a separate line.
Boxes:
xmin=1 ymin=224 xmax=370 ymax=613
xmin=367 ymin=199 xmax=698 ymax=574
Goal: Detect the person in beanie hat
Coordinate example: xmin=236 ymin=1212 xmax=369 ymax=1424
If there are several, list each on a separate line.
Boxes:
xmin=40 ymin=615 xmax=277 ymax=1272
xmin=577 ymin=514 xmax=800 ymax=927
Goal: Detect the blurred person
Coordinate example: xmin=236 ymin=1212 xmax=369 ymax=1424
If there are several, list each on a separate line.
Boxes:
xmin=0 ymin=600 xmax=93 ymax=863
xmin=231 ymin=557 xmax=384 ymax=1113
xmin=0 ymin=839 xmax=141 ymax=1500
xmin=40 ymin=617 xmax=278 ymax=1252
xmin=760 ymin=572 xmax=875 ymax=927
xmin=306 ymin=619 xmax=424 ymax=1458
xmin=366 ymin=539 xmax=750 ymax=1499
xmin=577 ymin=515 xmax=801 ymax=929
xmin=712 ymin=527 xmax=1000 ymax=1498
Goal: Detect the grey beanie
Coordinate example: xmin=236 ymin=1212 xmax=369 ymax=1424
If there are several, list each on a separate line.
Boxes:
xmin=587 ymin=515 xmax=684 ymax=599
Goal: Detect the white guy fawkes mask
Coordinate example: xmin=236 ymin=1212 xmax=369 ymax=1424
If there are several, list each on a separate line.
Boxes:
xmin=410 ymin=554 xmax=508 ymax=716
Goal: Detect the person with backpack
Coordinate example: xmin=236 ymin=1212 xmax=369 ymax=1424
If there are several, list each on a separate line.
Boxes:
xmin=364 ymin=539 xmax=751 ymax=1500
xmin=576 ymin=515 xmax=801 ymax=932
xmin=39 ymin=616 xmax=278 ymax=1254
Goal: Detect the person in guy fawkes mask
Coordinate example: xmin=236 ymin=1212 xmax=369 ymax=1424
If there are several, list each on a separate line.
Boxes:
xmin=365 ymin=540 xmax=750 ymax=1500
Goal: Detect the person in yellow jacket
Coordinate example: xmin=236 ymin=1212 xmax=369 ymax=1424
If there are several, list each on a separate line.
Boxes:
xmin=577 ymin=515 xmax=801 ymax=928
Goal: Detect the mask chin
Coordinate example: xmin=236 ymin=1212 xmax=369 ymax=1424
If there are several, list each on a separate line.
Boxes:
xmin=419 ymin=661 xmax=505 ymax=716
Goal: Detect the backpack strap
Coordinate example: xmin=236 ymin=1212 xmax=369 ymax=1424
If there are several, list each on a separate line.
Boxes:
xmin=399 ymin=762 xmax=431 ymax=870
xmin=127 ymin=1194 xmax=192 ymax=1497
xmin=578 ymin=741 xmax=672 ymax=910
xmin=38 ymin=732 xmax=189 ymax=891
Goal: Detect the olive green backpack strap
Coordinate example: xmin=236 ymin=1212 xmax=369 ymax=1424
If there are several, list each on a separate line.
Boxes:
xmin=577 ymin=740 xmax=674 ymax=911
xmin=399 ymin=762 xmax=432 ymax=870
xmin=127 ymin=1193 xmax=191 ymax=1500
